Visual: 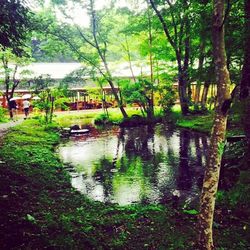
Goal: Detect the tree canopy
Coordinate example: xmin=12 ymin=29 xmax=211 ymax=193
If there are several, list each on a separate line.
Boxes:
xmin=0 ymin=0 xmax=32 ymax=56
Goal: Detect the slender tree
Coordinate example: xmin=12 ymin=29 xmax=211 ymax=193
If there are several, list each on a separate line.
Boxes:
xmin=44 ymin=0 xmax=128 ymax=118
xmin=87 ymin=0 xmax=128 ymax=118
xmin=149 ymin=0 xmax=191 ymax=115
xmin=0 ymin=49 xmax=32 ymax=118
xmin=198 ymin=0 xmax=231 ymax=249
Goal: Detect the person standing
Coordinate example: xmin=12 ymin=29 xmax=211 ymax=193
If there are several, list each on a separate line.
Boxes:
xmin=9 ymin=99 xmax=18 ymax=121
xmin=23 ymin=99 xmax=30 ymax=119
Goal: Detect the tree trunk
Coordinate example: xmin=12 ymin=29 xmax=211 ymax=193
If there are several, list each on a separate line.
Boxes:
xmin=195 ymin=84 xmax=201 ymax=104
xmin=198 ymin=0 xmax=231 ymax=249
xmin=107 ymin=79 xmax=128 ymax=118
xmin=125 ymin=37 xmax=136 ymax=83
xmin=2 ymin=55 xmax=19 ymax=118
xmin=147 ymin=0 xmax=154 ymax=119
xmin=201 ymin=80 xmax=210 ymax=110
xmin=195 ymin=41 xmax=205 ymax=104
xmin=89 ymin=0 xmax=128 ymax=119
xmin=178 ymin=69 xmax=190 ymax=115
xmin=149 ymin=0 xmax=190 ymax=115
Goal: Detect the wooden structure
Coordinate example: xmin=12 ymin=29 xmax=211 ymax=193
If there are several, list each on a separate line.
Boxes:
xmin=0 ymin=87 xmax=119 ymax=112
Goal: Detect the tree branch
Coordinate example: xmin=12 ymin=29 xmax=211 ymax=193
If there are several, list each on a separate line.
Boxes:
xmin=149 ymin=0 xmax=177 ymax=52
xmin=59 ymin=8 xmax=97 ymax=48
xmin=221 ymin=0 xmax=231 ymax=28
xmin=166 ymin=0 xmax=178 ymax=44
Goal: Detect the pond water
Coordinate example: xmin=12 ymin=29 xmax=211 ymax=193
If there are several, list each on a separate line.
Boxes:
xmin=58 ymin=124 xmax=209 ymax=206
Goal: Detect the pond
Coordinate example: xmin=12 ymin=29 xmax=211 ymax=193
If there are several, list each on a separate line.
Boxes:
xmin=58 ymin=124 xmax=209 ymax=206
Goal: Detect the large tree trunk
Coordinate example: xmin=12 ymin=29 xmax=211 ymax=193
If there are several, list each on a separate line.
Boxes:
xmin=198 ymin=0 xmax=231 ymax=249
xmin=179 ymin=0 xmax=191 ymax=115
xmin=240 ymin=0 xmax=250 ymax=167
xmin=178 ymin=68 xmax=190 ymax=115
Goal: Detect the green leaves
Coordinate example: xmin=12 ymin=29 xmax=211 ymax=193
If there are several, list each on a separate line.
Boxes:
xmin=0 ymin=0 xmax=32 ymax=56
xmin=26 ymin=214 xmax=36 ymax=224
xmin=183 ymin=209 xmax=199 ymax=215
xmin=218 ymin=141 xmax=226 ymax=158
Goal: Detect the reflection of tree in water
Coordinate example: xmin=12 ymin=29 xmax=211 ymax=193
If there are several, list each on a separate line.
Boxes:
xmin=177 ymin=130 xmax=192 ymax=190
xmin=159 ymin=142 xmax=179 ymax=199
xmin=194 ymin=134 xmax=209 ymax=189
xmin=194 ymin=135 xmax=203 ymax=169
xmin=91 ymin=126 xmax=160 ymax=201
xmin=93 ymin=157 xmax=114 ymax=201
xmin=176 ymin=131 xmax=209 ymax=192
xmin=201 ymin=136 xmax=209 ymax=163
xmin=82 ymin=125 xmax=209 ymax=204
xmin=124 ymin=126 xmax=153 ymax=160
xmin=121 ymin=126 xmax=161 ymax=184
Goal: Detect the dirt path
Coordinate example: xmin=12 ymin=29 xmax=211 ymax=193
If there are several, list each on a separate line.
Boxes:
xmin=0 ymin=119 xmax=23 ymax=138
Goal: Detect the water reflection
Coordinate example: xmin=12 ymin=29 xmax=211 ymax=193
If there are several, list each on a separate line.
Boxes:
xmin=58 ymin=124 xmax=209 ymax=206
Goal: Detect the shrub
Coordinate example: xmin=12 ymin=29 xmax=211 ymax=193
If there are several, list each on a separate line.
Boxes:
xmin=158 ymin=83 xmax=176 ymax=113
xmin=0 ymin=107 xmax=8 ymax=122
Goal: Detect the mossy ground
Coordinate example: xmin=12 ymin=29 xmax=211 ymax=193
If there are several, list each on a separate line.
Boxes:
xmin=176 ymin=102 xmax=244 ymax=136
xmin=0 ymin=115 xmax=249 ymax=249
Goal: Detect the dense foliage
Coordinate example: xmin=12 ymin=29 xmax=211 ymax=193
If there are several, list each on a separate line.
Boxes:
xmin=0 ymin=0 xmax=32 ymax=56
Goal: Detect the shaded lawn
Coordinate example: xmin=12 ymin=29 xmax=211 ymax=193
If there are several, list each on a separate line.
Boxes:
xmin=0 ymin=119 xmax=249 ymax=249
xmin=176 ymin=111 xmax=244 ymax=136
xmin=0 ymin=120 xmax=196 ymax=249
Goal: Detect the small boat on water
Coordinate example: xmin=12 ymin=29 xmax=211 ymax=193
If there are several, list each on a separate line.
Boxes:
xmin=70 ymin=129 xmax=90 ymax=134
xmin=61 ymin=127 xmax=90 ymax=136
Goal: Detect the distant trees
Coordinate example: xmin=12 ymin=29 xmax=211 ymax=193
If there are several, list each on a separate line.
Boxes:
xmin=0 ymin=0 xmax=244 ymax=121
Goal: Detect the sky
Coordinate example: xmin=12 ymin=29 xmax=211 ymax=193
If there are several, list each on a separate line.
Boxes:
xmin=45 ymin=0 xmax=145 ymax=27
xmin=24 ymin=0 xmax=145 ymax=27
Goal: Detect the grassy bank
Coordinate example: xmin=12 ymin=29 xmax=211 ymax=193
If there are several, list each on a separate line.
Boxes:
xmin=0 ymin=118 xmax=249 ymax=249
xmin=53 ymin=107 xmax=164 ymax=127
xmin=0 ymin=119 xmax=196 ymax=249
xmin=175 ymin=111 xmax=243 ymax=136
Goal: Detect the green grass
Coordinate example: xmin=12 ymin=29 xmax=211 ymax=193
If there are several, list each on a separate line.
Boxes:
xmin=176 ymin=114 xmax=213 ymax=134
xmin=54 ymin=113 xmax=98 ymax=127
xmin=0 ymin=113 xmax=249 ymax=249
xmin=0 ymin=107 xmax=9 ymax=123
xmin=175 ymin=110 xmax=244 ymax=136
xmin=54 ymin=107 xmax=164 ymax=127
xmin=0 ymin=119 xmax=198 ymax=249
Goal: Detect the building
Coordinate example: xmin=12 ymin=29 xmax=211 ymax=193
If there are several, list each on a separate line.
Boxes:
xmin=0 ymin=62 xmax=152 ymax=110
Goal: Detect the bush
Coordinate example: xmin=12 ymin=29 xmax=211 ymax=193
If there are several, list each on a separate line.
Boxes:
xmin=55 ymin=97 xmax=70 ymax=111
xmin=0 ymin=107 xmax=8 ymax=122
xmin=158 ymin=83 xmax=176 ymax=113
xmin=94 ymin=113 xmax=109 ymax=125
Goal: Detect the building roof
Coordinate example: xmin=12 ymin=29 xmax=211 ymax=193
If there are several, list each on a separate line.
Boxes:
xmin=12 ymin=62 xmax=152 ymax=80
